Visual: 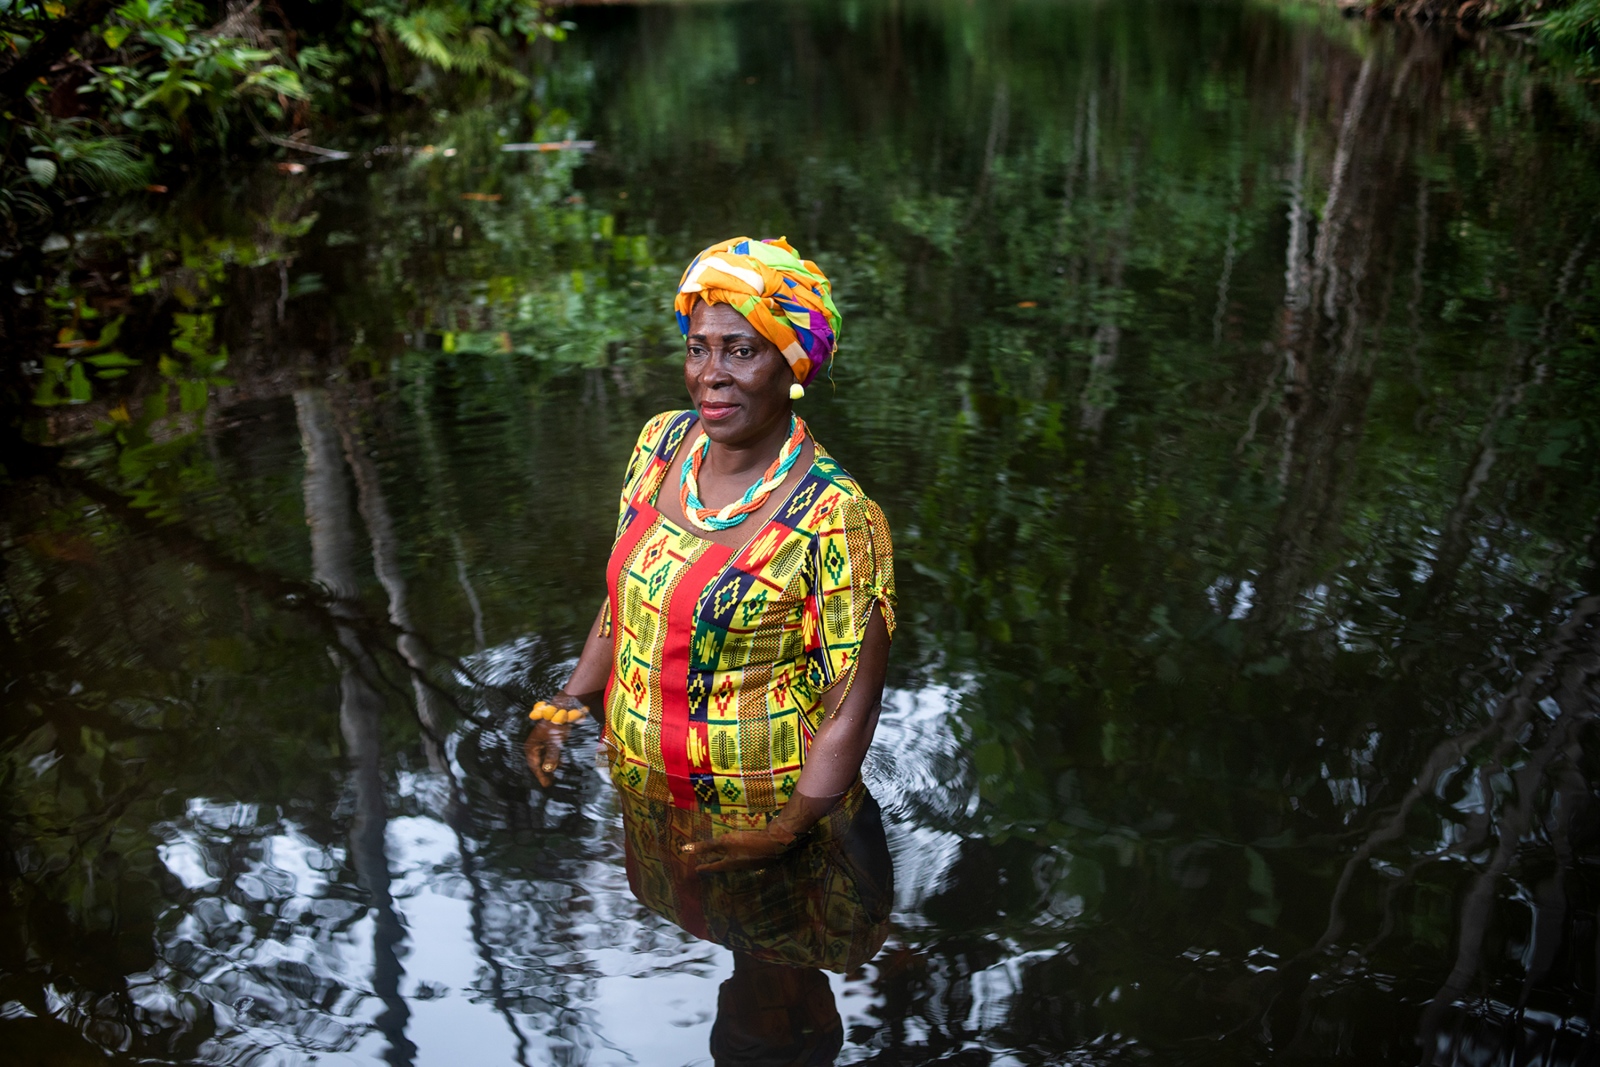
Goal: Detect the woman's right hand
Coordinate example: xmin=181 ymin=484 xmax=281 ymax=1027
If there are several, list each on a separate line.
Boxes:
xmin=528 ymin=598 xmax=612 ymax=789
xmin=525 ymin=693 xmax=589 ymax=788
xmin=528 ymin=692 xmax=589 ymax=724
xmin=680 ymin=827 xmax=796 ymax=873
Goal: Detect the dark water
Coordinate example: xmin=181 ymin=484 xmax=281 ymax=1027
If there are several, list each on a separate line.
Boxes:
xmin=6 ymin=1 xmax=1600 ymax=1063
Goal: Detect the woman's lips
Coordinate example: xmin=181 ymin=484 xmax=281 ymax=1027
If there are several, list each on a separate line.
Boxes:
xmin=700 ymin=402 xmax=739 ymax=421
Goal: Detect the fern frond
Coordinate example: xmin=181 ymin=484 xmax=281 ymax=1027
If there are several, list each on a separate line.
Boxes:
xmin=388 ymin=8 xmax=464 ymax=69
xmin=0 ymin=179 xmax=51 ymax=231
xmin=59 ymin=137 xmax=151 ymax=192
xmin=26 ymin=118 xmax=151 ymax=195
xmin=384 ymin=6 xmax=527 ymax=86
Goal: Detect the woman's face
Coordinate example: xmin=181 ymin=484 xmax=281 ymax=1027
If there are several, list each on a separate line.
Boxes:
xmin=683 ymin=300 xmax=793 ymax=446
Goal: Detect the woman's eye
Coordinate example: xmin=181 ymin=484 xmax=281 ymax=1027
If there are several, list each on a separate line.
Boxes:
xmin=733 ymin=347 xmax=754 ymax=359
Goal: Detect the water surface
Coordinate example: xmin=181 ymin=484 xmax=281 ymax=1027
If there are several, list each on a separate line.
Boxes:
xmin=6 ymin=1 xmax=1600 ymax=1063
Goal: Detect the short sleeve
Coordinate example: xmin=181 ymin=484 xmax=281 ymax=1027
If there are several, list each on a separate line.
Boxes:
xmin=615 ymin=410 xmax=684 ymax=537
xmin=806 ymin=495 xmax=896 ymax=700
xmin=602 ymin=411 xmax=687 ymax=640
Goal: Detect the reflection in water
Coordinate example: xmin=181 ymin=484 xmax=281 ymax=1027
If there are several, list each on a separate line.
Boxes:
xmin=298 ymin=388 xmax=417 ymax=1065
xmin=303 ymin=388 xmax=544 ymax=1066
xmin=712 ymin=955 xmax=842 ymax=1067
xmin=613 ymin=780 xmax=891 ymax=1064
xmin=334 ymin=391 xmax=448 ymax=771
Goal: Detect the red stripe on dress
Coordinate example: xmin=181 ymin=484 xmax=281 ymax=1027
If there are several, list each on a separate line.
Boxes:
xmin=658 ymin=539 xmax=732 ymax=808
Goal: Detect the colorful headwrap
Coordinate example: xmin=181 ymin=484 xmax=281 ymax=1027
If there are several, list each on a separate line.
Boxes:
xmin=674 ymin=236 xmax=841 ymax=388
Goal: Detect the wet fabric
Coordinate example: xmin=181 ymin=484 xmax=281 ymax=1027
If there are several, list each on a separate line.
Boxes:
xmin=599 ymin=410 xmax=895 ymax=820
xmin=674 ymin=236 xmax=842 ymax=388
xmin=617 ymin=778 xmax=894 ymax=974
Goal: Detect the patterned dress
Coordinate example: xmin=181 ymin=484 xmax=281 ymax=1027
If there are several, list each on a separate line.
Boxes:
xmin=618 ymin=780 xmax=893 ymax=973
xmin=601 ymin=410 xmax=896 ymax=825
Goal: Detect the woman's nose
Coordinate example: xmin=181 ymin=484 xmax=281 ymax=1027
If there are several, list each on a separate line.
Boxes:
xmin=699 ymin=352 xmax=735 ymax=386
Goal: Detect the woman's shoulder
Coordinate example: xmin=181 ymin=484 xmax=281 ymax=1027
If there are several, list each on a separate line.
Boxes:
xmin=618 ymin=410 xmax=696 ymax=498
xmin=631 ymin=409 xmax=697 ymax=455
xmin=796 ymin=443 xmax=890 ymax=539
xmin=807 ymin=443 xmax=873 ymax=504
xmin=800 ymin=444 xmax=895 ymax=594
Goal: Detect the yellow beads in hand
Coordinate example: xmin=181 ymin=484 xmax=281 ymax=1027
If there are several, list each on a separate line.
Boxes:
xmin=528 ymin=700 xmax=588 ymax=725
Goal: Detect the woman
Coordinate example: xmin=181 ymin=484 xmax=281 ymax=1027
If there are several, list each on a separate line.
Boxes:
xmin=529 ymin=235 xmax=896 ymax=875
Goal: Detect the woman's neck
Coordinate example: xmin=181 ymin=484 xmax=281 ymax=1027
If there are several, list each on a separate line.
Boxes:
xmin=702 ymin=411 xmax=793 ymax=480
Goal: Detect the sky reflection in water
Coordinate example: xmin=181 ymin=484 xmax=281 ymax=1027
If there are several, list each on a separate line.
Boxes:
xmin=5 ymin=0 xmax=1600 ymax=1064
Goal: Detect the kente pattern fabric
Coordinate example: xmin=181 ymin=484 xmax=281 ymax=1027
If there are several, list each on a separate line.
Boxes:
xmin=618 ymin=780 xmax=893 ymax=973
xmin=600 ymin=410 xmax=896 ymax=820
xmin=673 ymin=236 xmax=841 ymax=388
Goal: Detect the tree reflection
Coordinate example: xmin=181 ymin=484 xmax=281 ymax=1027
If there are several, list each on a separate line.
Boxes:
xmin=297 ymin=387 xmax=417 ymax=1065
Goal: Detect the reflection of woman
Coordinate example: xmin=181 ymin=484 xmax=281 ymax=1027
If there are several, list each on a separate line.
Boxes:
xmin=712 ymin=953 xmax=844 ymax=1067
xmin=619 ymin=780 xmax=893 ymax=1062
xmin=529 ymin=234 xmax=897 ymax=872
xmin=616 ymin=777 xmax=894 ymax=972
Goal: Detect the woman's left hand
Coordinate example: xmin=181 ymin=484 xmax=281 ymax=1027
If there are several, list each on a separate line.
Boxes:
xmin=680 ymin=829 xmax=794 ymax=873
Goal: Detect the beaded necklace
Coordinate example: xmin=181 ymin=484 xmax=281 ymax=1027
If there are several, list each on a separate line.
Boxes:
xmin=679 ymin=414 xmax=808 ymax=532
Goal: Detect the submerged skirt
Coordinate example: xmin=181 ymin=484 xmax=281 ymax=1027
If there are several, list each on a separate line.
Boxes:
xmin=617 ymin=779 xmax=894 ymax=973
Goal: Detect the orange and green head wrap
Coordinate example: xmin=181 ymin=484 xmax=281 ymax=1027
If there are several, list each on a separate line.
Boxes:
xmin=674 ymin=236 xmax=841 ymax=388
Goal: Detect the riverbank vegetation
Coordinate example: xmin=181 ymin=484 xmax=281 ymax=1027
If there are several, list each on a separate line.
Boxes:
xmin=2 ymin=0 xmax=1596 ymax=251
xmin=1341 ymin=0 xmax=1599 ymax=72
xmin=0 ymin=0 xmax=571 ymax=241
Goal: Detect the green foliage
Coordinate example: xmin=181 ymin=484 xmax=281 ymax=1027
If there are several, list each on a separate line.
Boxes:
xmin=0 ymin=0 xmax=569 ymax=237
xmin=1542 ymin=0 xmax=1600 ymax=73
xmin=0 ymin=165 xmax=50 ymax=229
xmin=375 ymin=1 xmax=539 ymax=87
xmin=30 ymin=308 xmax=130 ymax=406
xmin=359 ymin=0 xmax=567 ymax=87
xmin=1337 ymin=0 xmax=1600 ymax=75
xmin=25 ymin=115 xmax=150 ymax=191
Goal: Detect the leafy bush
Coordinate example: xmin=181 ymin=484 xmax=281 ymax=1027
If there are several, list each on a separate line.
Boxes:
xmin=372 ymin=0 xmax=565 ymax=88
xmin=0 ymin=0 xmax=569 ymax=236
xmin=1541 ymin=0 xmax=1600 ymax=73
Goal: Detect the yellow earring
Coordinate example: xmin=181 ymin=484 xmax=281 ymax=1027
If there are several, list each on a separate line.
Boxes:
xmin=789 ymin=382 xmax=805 ymax=400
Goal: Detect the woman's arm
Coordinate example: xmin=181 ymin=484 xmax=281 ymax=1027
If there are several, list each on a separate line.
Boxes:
xmin=793 ymin=606 xmax=891 ymax=798
xmin=526 ymin=600 xmax=611 ymax=787
xmin=529 ymin=411 xmax=671 ymax=780
xmin=685 ymin=608 xmax=891 ymax=872
xmin=559 ymin=600 xmax=613 ymax=707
